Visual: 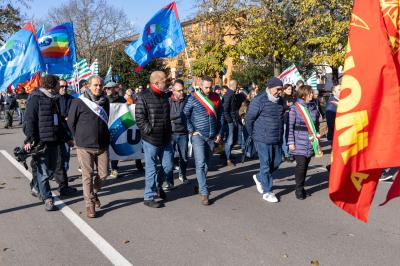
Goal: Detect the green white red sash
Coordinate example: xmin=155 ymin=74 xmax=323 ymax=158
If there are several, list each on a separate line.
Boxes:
xmin=194 ymin=90 xmax=217 ymax=118
xmin=295 ymin=102 xmax=323 ymax=157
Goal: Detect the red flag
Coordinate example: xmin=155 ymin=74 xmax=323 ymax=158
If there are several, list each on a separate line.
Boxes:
xmin=16 ymin=73 xmax=41 ymax=94
xmin=329 ymin=0 xmax=400 ymax=222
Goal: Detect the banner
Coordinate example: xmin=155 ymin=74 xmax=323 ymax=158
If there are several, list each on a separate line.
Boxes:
xmin=38 ymin=22 xmax=76 ymax=74
xmin=108 ymin=103 xmax=143 ymax=161
xmin=328 ymin=0 xmax=400 ymax=222
xmin=278 ymin=64 xmax=304 ymax=85
xmin=306 ymin=72 xmax=318 ymax=90
xmin=125 ymin=1 xmax=186 ymax=72
xmin=0 ymin=22 xmax=45 ymax=92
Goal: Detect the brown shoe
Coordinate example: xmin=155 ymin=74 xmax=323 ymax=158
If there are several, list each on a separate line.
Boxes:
xmin=86 ymin=205 xmax=96 ymax=218
xmin=226 ymin=160 xmax=235 ymax=167
xmin=94 ymin=193 xmax=101 ymax=208
xmin=200 ymin=194 xmax=209 ymax=206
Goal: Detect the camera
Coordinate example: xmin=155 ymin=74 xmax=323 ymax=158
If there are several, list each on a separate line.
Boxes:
xmin=14 ymin=142 xmax=46 ymax=170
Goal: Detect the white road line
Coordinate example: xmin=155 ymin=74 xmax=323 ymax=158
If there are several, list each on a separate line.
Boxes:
xmin=0 ymin=150 xmax=133 ymax=266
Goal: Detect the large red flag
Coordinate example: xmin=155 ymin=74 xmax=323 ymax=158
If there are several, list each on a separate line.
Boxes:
xmin=329 ymin=0 xmax=400 ymax=222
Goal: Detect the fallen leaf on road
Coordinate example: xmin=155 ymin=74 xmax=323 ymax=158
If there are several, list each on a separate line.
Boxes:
xmin=3 ymin=248 xmax=9 ymax=252
xmin=311 ymin=259 xmax=319 ymax=265
xmin=123 ymin=240 xmax=130 ymax=244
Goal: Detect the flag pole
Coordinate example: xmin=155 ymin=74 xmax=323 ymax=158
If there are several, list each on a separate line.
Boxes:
xmin=184 ymin=47 xmax=193 ymax=79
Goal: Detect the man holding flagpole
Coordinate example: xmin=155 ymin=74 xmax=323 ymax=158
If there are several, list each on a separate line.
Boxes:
xmin=183 ymin=76 xmax=224 ymax=205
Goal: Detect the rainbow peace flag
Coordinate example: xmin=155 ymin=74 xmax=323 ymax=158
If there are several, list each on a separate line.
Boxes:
xmin=38 ymin=22 xmax=76 ymax=74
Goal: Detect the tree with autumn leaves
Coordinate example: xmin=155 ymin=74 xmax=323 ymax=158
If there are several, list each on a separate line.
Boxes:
xmin=192 ymin=0 xmax=353 ymax=85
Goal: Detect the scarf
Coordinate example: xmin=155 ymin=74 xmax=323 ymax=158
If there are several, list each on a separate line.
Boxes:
xmin=84 ymin=89 xmax=107 ymax=106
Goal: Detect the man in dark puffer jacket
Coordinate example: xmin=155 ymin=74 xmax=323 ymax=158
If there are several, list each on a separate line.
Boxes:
xmin=24 ymin=75 xmax=74 ymax=211
xmin=245 ymin=77 xmax=284 ymax=204
xmin=135 ymin=71 xmax=173 ymax=208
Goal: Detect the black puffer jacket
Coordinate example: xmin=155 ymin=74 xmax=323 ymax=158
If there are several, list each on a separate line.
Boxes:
xmin=24 ymin=89 xmax=70 ymax=144
xmin=135 ymin=86 xmax=172 ymax=147
xmin=223 ymin=89 xmax=240 ymax=124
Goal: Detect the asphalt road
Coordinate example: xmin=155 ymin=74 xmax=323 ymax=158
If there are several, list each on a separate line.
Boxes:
xmin=0 ymin=121 xmax=399 ymax=266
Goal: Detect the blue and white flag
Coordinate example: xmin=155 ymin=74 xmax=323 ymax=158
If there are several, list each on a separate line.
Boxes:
xmin=125 ymin=1 xmax=186 ymax=72
xmin=0 ymin=22 xmax=45 ymax=92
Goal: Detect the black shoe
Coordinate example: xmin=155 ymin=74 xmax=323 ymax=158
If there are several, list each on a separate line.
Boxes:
xmin=136 ymin=160 xmax=144 ymax=171
xmin=59 ymin=186 xmax=78 ymax=197
xmin=157 ymin=187 xmax=167 ymax=200
xmin=295 ymin=189 xmax=307 ymax=200
xmin=144 ymin=200 xmax=161 ymax=208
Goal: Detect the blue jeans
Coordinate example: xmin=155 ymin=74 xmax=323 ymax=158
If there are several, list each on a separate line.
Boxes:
xmin=191 ymin=135 xmax=215 ymax=195
xmin=281 ymin=123 xmax=289 ymax=158
xmin=255 ymin=142 xmax=282 ymax=193
xmin=36 ymin=144 xmax=59 ymax=200
xmin=142 ymin=140 xmax=174 ymax=201
xmin=172 ymin=134 xmax=188 ymax=178
xmin=224 ymin=122 xmax=237 ymax=160
xmin=238 ymin=124 xmax=248 ymax=151
xmin=19 ymin=108 xmax=25 ymax=124
xmin=62 ymin=143 xmax=70 ymax=173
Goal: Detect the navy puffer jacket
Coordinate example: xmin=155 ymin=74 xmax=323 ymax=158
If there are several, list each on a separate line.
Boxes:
xmin=245 ymin=91 xmax=284 ymax=145
xmin=287 ymin=98 xmax=320 ymax=157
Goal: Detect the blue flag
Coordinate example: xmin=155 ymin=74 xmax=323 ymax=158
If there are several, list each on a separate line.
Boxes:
xmin=125 ymin=1 xmax=186 ymax=72
xmin=0 ymin=22 xmax=45 ymax=92
xmin=38 ymin=22 xmax=77 ymax=74
xmin=36 ymin=25 xmax=45 ymax=39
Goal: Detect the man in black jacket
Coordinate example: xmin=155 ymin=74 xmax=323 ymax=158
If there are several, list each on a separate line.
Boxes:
xmin=54 ymin=79 xmax=77 ymax=197
xmin=135 ymin=71 xmax=173 ymax=208
xmin=222 ymin=79 xmax=240 ymax=166
xmin=169 ymin=79 xmax=189 ymax=186
xmin=68 ymin=76 xmax=110 ymax=218
xmin=4 ymin=88 xmax=17 ymax=128
xmin=24 ymin=75 xmax=74 ymax=211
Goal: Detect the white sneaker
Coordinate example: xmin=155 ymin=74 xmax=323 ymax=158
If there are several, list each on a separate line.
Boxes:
xmin=262 ymin=192 xmax=278 ymax=203
xmin=110 ymin=169 xmax=119 ymax=178
xmin=252 ymin=174 xmax=263 ymax=194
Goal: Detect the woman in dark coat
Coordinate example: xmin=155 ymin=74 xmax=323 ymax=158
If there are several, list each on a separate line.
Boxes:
xmin=287 ymin=85 xmax=320 ymax=200
xmin=281 ymin=84 xmax=296 ymax=161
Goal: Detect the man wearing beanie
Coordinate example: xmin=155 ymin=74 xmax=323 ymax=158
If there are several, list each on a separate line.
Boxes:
xmin=245 ymin=77 xmax=284 ymax=203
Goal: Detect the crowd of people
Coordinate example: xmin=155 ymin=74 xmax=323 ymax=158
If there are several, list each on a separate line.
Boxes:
xmin=6 ymin=70 xmax=353 ymax=218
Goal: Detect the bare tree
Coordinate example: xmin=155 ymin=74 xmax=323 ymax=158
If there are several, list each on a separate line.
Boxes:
xmin=46 ymin=0 xmax=135 ymax=67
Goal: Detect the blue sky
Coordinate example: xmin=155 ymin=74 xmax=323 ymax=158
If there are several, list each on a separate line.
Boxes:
xmin=19 ymin=0 xmax=197 ymax=29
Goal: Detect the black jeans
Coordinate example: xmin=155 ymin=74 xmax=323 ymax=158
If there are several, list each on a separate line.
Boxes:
xmin=294 ymin=155 xmax=312 ymax=193
xmin=5 ymin=110 xmax=14 ymax=127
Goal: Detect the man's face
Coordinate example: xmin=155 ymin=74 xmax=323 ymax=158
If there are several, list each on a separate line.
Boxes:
xmin=59 ymin=81 xmax=68 ymax=95
xmin=269 ymin=86 xmax=282 ymax=97
xmin=89 ymin=78 xmax=103 ymax=96
xmin=155 ymin=74 xmax=167 ymax=91
xmin=201 ymin=80 xmax=213 ymax=95
xmin=172 ymin=83 xmax=184 ymax=100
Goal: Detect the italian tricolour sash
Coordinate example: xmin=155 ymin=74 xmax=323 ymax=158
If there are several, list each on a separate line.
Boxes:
xmin=79 ymin=95 xmax=109 ymax=125
xmin=194 ymin=90 xmax=218 ymax=118
xmin=295 ymin=102 xmax=323 ymax=158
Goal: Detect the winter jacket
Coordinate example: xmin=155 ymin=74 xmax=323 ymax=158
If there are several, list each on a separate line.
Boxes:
xmin=183 ymin=91 xmax=224 ymax=139
xmin=16 ymin=92 xmax=29 ymax=109
xmin=282 ymin=94 xmax=296 ymax=124
xmin=57 ymin=93 xmax=74 ymax=119
xmin=67 ymin=94 xmax=110 ymax=149
xmin=325 ymin=95 xmax=339 ymax=141
xmin=24 ymin=89 xmax=70 ymax=144
xmin=287 ymin=98 xmax=320 ymax=157
xmin=222 ymin=89 xmax=240 ymax=124
xmin=4 ymin=94 xmax=17 ymax=111
xmin=169 ymin=95 xmax=187 ymax=135
xmin=135 ymin=86 xmax=172 ymax=147
xmin=245 ymin=91 xmax=284 ymax=145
